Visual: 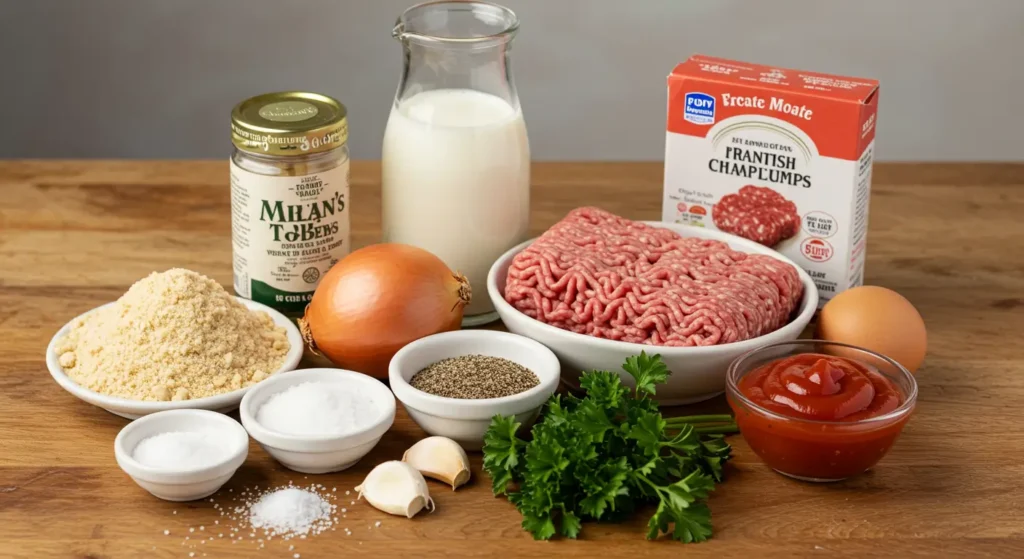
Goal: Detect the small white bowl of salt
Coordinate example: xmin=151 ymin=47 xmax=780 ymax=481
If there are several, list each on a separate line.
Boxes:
xmin=114 ymin=409 xmax=249 ymax=501
xmin=240 ymin=368 xmax=396 ymax=474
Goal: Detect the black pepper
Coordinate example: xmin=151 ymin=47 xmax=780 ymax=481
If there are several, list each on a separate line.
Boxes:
xmin=410 ymin=355 xmax=539 ymax=399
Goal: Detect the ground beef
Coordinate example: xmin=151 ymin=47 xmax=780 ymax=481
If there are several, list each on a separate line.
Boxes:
xmin=504 ymin=207 xmax=804 ymax=347
xmin=712 ymin=185 xmax=800 ymax=246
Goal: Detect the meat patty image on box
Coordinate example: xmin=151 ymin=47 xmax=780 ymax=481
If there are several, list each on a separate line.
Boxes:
xmin=662 ymin=55 xmax=879 ymax=307
xmin=712 ymin=185 xmax=799 ymax=247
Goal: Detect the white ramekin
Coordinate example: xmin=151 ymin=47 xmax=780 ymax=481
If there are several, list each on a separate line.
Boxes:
xmin=240 ymin=368 xmax=396 ymax=474
xmin=389 ymin=330 xmax=561 ymax=450
xmin=114 ymin=409 xmax=249 ymax=502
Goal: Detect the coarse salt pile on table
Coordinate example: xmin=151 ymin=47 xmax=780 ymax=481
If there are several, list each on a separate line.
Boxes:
xmin=54 ymin=268 xmax=290 ymax=401
xmin=171 ymin=483 xmax=349 ymax=556
xmin=250 ymin=487 xmax=334 ymax=538
xmin=255 ymin=381 xmax=382 ymax=436
xmin=504 ymin=207 xmax=803 ymax=346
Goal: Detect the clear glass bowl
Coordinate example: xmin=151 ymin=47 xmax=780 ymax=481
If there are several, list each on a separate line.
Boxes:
xmin=726 ymin=340 xmax=918 ymax=482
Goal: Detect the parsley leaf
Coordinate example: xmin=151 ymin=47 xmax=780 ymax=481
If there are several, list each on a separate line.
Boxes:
xmin=697 ymin=435 xmax=733 ymax=482
xmin=665 ymin=469 xmax=716 ymax=505
xmin=574 ymin=397 xmax=616 ymax=442
xmin=663 ymin=423 xmax=700 ymax=455
xmin=560 ymin=508 xmax=582 ymax=538
xmin=647 ymin=500 xmax=714 ymax=543
xmin=579 ymin=370 xmax=628 ymax=409
xmin=671 ymin=502 xmax=713 ymax=543
xmin=578 ymin=456 xmax=630 ymax=519
xmin=525 ymin=426 xmax=571 ymax=484
xmin=622 ymin=351 xmax=670 ymax=397
xmin=481 ymin=415 xmax=523 ymax=496
xmin=544 ymin=394 xmax=572 ymax=426
xmin=642 ymin=471 xmax=716 ymax=543
xmin=627 ymin=410 xmax=666 ymax=457
xmin=522 ymin=512 xmax=556 ymax=541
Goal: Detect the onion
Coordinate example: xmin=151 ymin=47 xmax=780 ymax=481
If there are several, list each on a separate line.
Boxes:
xmin=298 ymin=243 xmax=471 ymax=378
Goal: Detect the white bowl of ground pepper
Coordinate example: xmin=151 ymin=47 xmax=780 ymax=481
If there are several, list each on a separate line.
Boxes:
xmin=389 ymin=330 xmax=561 ymax=450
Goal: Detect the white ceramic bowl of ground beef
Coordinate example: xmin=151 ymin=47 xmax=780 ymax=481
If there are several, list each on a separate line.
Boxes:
xmin=487 ymin=221 xmax=818 ymax=405
xmin=45 ymin=298 xmax=304 ymax=419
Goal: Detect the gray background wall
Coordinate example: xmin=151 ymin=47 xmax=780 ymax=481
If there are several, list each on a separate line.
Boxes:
xmin=1 ymin=0 xmax=1022 ymax=161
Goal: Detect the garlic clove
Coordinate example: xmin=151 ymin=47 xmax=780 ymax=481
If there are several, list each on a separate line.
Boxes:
xmin=355 ymin=460 xmax=434 ymax=518
xmin=402 ymin=436 xmax=472 ymax=490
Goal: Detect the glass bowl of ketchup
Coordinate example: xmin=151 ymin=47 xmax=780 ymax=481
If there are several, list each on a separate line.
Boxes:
xmin=726 ymin=340 xmax=917 ymax=482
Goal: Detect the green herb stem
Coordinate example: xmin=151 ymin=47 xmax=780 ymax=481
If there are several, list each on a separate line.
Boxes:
xmin=692 ymin=425 xmax=739 ymax=435
xmin=635 ymin=471 xmax=663 ymax=497
xmin=663 ymin=414 xmax=739 ymax=435
xmin=664 ymin=414 xmax=734 ymax=425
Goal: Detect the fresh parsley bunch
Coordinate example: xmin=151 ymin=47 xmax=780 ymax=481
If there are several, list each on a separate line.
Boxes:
xmin=482 ymin=352 xmax=735 ymax=543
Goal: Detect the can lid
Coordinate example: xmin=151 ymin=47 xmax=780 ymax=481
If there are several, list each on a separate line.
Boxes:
xmin=231 ymin=92 xmax=348 ymax=156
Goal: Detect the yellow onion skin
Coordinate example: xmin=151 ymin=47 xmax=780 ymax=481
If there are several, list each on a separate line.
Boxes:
xmin=301 ymin=243 xmax=470 ymax=378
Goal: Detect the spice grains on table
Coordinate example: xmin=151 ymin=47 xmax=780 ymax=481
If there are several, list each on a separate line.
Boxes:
xmin=1 ymin=161 xmax=1024 ymax=558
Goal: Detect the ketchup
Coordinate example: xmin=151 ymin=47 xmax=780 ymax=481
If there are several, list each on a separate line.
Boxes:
xmin=729 ymin=353 xmax=912 ymax=481
xmin=739 ymin=353 xmax=901 ymax=422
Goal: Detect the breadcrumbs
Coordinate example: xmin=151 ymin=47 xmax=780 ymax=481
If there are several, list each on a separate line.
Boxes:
xmin=55 ymin=269 xmax=290 ymax=401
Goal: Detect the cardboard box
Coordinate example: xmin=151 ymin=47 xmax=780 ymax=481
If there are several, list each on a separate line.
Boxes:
xmin=663 ymin=54 xmax=879 ymax=307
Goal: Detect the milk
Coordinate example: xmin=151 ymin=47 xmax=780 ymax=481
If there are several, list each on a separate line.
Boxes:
xmin=382 ymin=89 xmax=530 ymax=319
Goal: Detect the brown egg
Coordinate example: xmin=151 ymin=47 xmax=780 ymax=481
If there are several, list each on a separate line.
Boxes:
xmin=816 ymin=286 xmax=927 ymax=373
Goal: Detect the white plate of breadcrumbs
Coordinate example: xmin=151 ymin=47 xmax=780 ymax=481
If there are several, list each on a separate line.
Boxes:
xmin=45 ymin=269 xmax=304 ymax=419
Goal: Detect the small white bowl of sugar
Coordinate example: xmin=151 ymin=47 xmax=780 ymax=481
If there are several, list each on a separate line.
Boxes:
xmin=240 ymin=368 xmax=396 ymax=474
xmin=114 ymin=409 xmax=249 ymax=501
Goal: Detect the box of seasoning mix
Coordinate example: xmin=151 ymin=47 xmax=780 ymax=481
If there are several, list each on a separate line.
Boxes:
xmin=662 ymin=54 xmax=879 ymax=307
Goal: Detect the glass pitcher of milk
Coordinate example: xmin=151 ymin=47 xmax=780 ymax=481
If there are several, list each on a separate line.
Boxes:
xmin=382 ymin=1 xmax=530 ymax=327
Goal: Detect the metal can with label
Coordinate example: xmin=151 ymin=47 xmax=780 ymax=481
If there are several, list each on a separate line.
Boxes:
xmin=229 ymin=91 xmax=350 ymax=316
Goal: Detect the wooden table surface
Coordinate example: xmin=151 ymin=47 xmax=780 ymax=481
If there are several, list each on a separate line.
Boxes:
xmin=1 ymin=161 xmax=1022 ymax=558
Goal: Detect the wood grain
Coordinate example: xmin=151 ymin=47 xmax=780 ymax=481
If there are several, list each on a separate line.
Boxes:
xmin=1 ymin=161 xmax=1023 ymax=558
